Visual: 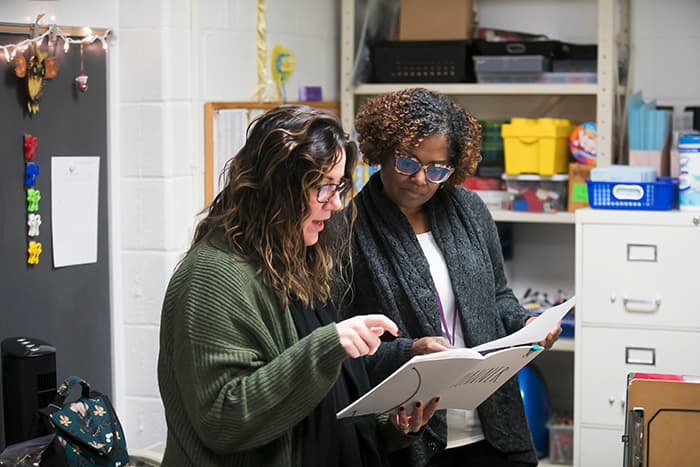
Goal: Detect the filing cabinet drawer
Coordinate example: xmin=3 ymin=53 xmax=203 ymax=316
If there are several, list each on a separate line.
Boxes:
xmin=577 ymin=326 xmax=700 ymax=428
xmin=579 ymin=224 xmax=700 ymax=329
xmin=576 ymin=426 xmax=624 ymax=467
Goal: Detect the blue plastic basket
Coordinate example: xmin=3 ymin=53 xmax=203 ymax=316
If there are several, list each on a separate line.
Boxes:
xmin=586 ymin=178 xmax=678 ymax=210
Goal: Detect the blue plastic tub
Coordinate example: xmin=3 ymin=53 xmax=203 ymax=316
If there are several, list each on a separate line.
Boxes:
xmin=586 ymin=177 xmax=678 ymax=210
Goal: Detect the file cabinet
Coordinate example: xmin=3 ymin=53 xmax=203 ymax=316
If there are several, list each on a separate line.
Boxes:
xmin=574 ymin=209 xmax=700 ymax=466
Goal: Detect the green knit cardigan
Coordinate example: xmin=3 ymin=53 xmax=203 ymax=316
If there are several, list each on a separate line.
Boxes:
xmin=157 ymin=232 xmax=412 ymax=467
xmin=157 ymin=232 xmax=349 ymax=466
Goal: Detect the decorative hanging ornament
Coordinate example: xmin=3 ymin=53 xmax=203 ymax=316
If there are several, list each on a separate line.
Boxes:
xmin=271 ymin=44 xmax=295 ymax=103
xmin=14 ymin=15 xmax=59 ymax=114
xmin=75 ymin=43 xmax=88 ymax=92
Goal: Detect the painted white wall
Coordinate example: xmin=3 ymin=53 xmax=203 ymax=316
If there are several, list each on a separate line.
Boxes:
xmin=2 ymin=0 xmax=698 ymax=453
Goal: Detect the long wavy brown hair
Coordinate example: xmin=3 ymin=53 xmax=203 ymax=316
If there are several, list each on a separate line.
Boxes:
xmin=192 ymin=105 xmax=357 ymax=308
xmin=355 ymin=87 xmax=482 ymax=185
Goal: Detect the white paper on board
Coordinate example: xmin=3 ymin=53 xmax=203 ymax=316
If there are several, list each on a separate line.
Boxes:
xmin=51 ymin=156 xmax=100 ymax=268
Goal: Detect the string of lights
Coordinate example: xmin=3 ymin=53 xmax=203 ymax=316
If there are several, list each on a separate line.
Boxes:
xmin=0 ymin=23 xmax=111 ymax=62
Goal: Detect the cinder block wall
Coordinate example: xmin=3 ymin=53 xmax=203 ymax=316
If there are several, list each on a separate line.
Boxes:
xmin=116 ymin=0 xmax=341 ymax=448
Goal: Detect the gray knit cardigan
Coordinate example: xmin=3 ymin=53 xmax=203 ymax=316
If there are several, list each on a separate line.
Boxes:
xmin=344 ymin=173 xmax=538 ymax=466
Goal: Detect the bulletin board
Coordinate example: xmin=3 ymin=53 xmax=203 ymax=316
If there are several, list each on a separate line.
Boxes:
xmin=203 ymin=100 xmax=339 ymax=204
xmin=0 ymin=25 xmax=110 ymax=448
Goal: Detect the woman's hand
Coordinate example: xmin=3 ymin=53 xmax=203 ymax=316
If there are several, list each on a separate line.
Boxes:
xmin=390 ymin=397 xmax=440 ymax=434
xmin=411 ymin=336 xmax=453 ymax=355
xmin=525 ymin=317 xmax=563 ymax=350
xmin=335 ymin=315 xmax=399 ymax=358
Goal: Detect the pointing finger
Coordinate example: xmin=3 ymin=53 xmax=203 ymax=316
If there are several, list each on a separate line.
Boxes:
xmin=361 ymin=315 xmax=399 ymax=337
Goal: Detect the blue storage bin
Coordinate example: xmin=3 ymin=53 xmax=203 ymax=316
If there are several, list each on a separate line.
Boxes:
xmin=560 ymin=311 xmax=575 ymax=338
xmin=586 ymin=177 xmax=678 ymax=210
xmin=531 ymin=308 xmax=574 ymax=337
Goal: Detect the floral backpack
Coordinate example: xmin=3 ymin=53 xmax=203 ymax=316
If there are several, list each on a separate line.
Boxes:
xmin=36 ymin=376 xmax=130 ymax=466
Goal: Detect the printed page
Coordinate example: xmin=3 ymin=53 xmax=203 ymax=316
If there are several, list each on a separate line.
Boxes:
xmin=436 ymin=345 xmax=542 ymax=410
xmin=336 ymin=345 xmax=542 ymax=418
xmin=472 ymin=296 xmax=576 ymax=353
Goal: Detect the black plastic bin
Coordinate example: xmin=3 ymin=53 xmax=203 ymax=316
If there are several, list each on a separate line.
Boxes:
xmin=371 ymin=40 xmax=476 ymax=83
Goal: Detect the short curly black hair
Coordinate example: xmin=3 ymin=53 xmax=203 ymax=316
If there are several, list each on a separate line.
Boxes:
xmin=354 ymin=87 xmax=482 ymax=185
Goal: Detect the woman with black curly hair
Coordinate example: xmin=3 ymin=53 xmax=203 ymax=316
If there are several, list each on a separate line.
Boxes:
xmin=344 ymin=88 xmax=562 ymax=467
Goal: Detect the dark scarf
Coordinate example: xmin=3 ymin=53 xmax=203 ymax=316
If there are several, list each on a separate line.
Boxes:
xmin=352 ymin=172 xmax=502 ymax=348
xmin=347 ymin=172 xmax=537 ymax=467
xmin=289 ymin=299 xmax=386 ymax=467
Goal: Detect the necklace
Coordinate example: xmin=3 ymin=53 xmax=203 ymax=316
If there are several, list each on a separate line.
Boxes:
xmin=436 ymin=292 xmax=457 ymax=346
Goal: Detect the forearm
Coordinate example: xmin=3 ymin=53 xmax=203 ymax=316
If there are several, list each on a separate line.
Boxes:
xmin=363 ymin=337 xmax=414 ymax=386
xmin=177 ymin=324 xmax=347 ymax=454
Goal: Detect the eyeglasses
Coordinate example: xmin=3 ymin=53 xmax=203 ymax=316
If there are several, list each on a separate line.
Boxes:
xmin=317 ymin=177 xmax=351 ymax=203
xmin=394 ymin=154 xmax=454 ymax=184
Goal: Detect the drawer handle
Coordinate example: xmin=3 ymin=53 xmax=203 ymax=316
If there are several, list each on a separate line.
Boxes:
xmin=623 ymin=297 xmax=661 ymax=313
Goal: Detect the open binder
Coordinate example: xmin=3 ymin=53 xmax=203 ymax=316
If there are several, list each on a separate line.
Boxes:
xmin=623 ymin=373 xmax=700 ymax=467
xmin=337 ymin=296 xmax=576 ymax=418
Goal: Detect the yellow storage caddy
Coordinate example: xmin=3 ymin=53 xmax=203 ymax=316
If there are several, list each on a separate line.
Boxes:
xmin=501 ymin=118 xmax=576 ymax=175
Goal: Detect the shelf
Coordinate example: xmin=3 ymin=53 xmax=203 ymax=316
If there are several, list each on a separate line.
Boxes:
xmin=490 ymin=210 xmax=575 ymax=224
xmin=354 ymin=83 xmax=598 ymax=96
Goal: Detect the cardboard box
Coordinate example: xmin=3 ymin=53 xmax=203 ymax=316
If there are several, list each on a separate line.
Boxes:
xmin=399 ymin=0 xmax=474 ymax=41
xmin=567 ymin=162 xmax=593 ymax=212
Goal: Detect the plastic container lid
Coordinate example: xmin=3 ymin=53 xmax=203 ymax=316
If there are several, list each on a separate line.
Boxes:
xmin=502 ymin=173 xmax=569 ymax=182
xmin=501 ymin=118 xmax=576 ymax=138
xmin=679 ymin=133 xmax=700 ymax=146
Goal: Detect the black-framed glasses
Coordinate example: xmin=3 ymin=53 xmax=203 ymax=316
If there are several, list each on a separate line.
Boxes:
xmin=317 ymin=177 xmax=351 ymax=203
xmin=394 ymin=154 xmax=454 ymax=184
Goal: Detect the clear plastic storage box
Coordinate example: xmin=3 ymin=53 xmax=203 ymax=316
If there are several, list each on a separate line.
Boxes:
xmin=503 ymin=174 xmax=569 ymax=212
xmin=547 ymin=423 xmax=573 ymax=465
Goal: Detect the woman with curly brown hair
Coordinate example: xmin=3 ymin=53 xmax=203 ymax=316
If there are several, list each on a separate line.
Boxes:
xmin=345 ymin=88 xmax=561 ymax=467
xmin=157 ymin=105 xmax=438 ymax=467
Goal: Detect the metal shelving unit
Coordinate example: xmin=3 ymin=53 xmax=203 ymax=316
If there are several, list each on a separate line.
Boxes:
xmin=354 ymin=83 xmax=598 ymax=96
xmin=340 ymin=0 xmax=624 ymax=169
xmin=340 ymin=0 xmax=626 ymax=225
xmin=341 ymin=3 xmax=629 ymax=464
xmin=490 ymin=210 xmax=575 ymax=224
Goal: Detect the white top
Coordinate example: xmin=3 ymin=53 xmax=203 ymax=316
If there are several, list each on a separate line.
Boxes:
xmin=416 ymin=232 xmax=485 ymax=448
